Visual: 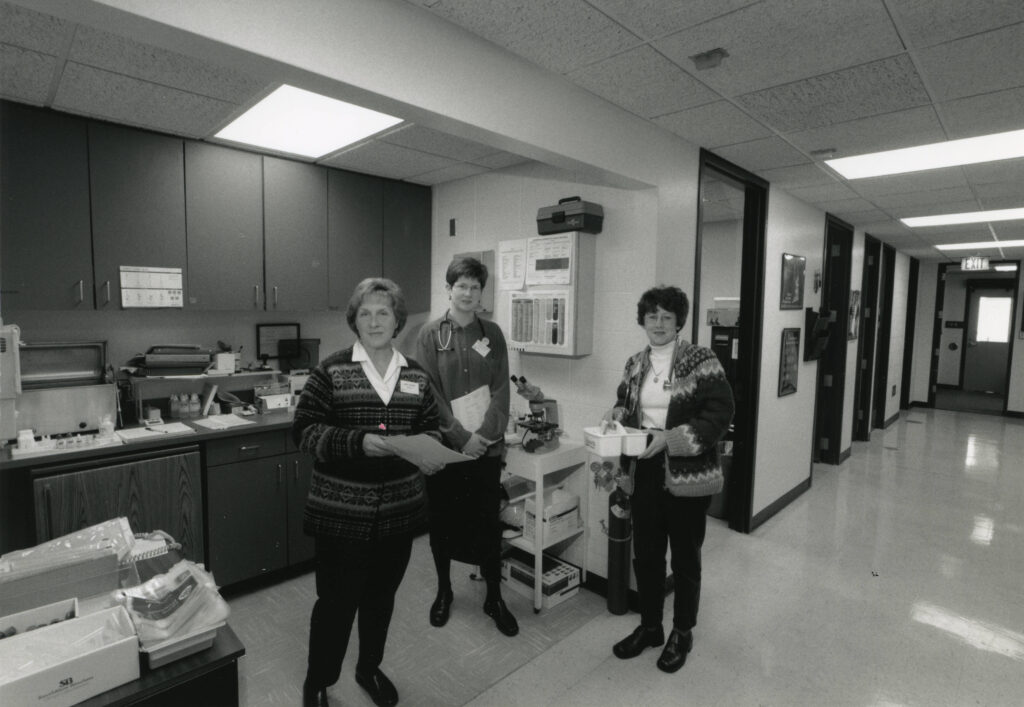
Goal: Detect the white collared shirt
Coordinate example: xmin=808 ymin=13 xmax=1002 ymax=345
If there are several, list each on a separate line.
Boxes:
xmin=352 ymin=340 xmax=407 ymax=405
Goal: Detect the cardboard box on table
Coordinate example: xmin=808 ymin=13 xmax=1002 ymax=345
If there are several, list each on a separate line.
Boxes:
xmin=0 ymin=549 xmax=121 ymax=616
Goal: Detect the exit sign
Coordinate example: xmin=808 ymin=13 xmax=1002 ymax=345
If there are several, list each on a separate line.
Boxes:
xmin=961 ymin=256 xmax=990 ymax=271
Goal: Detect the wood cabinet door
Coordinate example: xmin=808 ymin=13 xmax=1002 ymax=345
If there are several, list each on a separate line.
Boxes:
xmin=184 ymin=142 xmax=264 ymax=310
xmin=328 ymin=169 xmax=383 ymax=308
xmin=206 ymin=457 xmax=288 ymax=586
xmin=382 ymin=180 xmax=432 ymax=315
xmin=285 ymin=452 xmax=315 ymax=565
xmin=89 ymin=122 xmax=186 ymax=309
xmin=1 ymin=101 xmax=93 ymax=310
xmin=263 ymin=156 xmax=328 ymax=311
xmin=32 ymin=450 xmax=204 ymax=562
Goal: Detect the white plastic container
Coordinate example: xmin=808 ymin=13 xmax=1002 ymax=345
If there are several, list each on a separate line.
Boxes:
xmin=619 ymin=426 xmax=648 ymax=456
xmin=583 ymin=422 xmax=648 ymax=457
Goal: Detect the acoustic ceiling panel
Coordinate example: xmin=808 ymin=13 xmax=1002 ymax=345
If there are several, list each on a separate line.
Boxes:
xmin=785 ymin=105 xmax=945 ymax=158
xmin=653 ymin=99 xmax=772 ymax=148
xmin=914 ymin=23 xmax=1024 ymax=102
xmin=0 ymin=2 xmax=73 ymax=55
xmin=320 ymin=139 xmax=458 ymax=179
xmin=587 ymin=0 xmax=759 ymax=41
xmin=0 ymin=44 xmax=58 ymax=105
xmin=712 ymin=135 xmax=810 ymax=171
xmin=886 ymin=0 xmax=1024 ymax=50
xmin=380 ymin=124 xmax=498 ymax=162
xmin=937 ymin=86 xmax=1024 ymax=139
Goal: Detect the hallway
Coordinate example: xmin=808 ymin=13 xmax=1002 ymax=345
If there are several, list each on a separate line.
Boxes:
xmin=229 ymin=408 xmax=1024 ymax=706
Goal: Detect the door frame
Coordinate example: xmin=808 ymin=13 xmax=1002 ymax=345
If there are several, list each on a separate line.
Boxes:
xmin=852 ymin=234 xmax=881 ymax=441
xmin=899 ymin=258 xmax=919 ymax=410
xmin=695 ymin=149 xmax=767 ymax=534
xmin=959 ymin=277 xmax=1016 ymax=393
xmin=872 ymin=244 xmax=896 ymax=429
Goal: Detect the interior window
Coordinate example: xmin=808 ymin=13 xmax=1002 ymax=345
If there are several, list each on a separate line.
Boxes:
xmin=976 ymin=296 xmax=1011 ymax=343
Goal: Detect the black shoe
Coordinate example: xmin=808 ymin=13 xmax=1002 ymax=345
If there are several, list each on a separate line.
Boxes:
xmin=429 ymin=588 xmax=453 ymax=627
xmin=302 ymin=680 xmax=329 ymax=707
xmin=656 ymin=628 xmax=693 ymax=673
xmin=612 ymin=624 xmax=665 ymax=659
xmin=483 ymin=597 xmax=519 ymax=636
xmin=355 ymin=668 xmax=398 ymax=707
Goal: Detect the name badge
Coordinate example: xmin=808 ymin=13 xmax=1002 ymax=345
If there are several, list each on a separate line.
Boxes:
xmin=400 ymin=380 xmax=420 ymax=395
xmin=472 ymin=338 xmax=491 ymax=358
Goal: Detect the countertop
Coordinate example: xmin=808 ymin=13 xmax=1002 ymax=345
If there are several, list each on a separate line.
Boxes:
xmin=0 ymin=410 xmax=295 ymax=471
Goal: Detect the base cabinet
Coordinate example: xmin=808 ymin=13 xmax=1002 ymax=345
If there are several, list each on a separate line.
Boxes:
xmin=31 ymin=447 xmax=204 ymax=562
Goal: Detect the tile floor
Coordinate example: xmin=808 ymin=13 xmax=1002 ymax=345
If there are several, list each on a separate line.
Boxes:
xmin=228 ymin=407 xmax=1024 ymax=706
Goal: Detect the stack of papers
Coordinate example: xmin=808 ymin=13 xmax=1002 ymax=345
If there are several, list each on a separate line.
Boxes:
xmin=117 ymin=423 xmax=196 ymax=442
xmin=191 ymin=414 xmax=255 ymax=430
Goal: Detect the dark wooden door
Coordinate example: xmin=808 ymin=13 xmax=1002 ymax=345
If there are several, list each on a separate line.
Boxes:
xmin=328 ymin=169 xmax=383 ymax=308
xmin=184 ymin=142 xmax=264 ymax=310
xmin=32 ymin=449 xmax=204 ymax=562
xmin=853 ymin=235 xmax=881 ymax=441
xmin=285 ymin=452 xmax=315 ymax=564
xmin=872 ymin=245 xmax=896 ymax=428
xmin=1 ymin=102 xmax=93 ymax=310
xmin=89 ymin=123 xmax=187 ymax=309
xmin=382 ymin=180 xmax=432 ymax=315
xmin=263 ymin=156 xmax=328 ymax=311
xmin=207 ymin=456 xmax=288 ymax=586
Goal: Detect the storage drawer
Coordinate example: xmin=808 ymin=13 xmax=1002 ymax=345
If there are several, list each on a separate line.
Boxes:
xmin=205 ymin=431 xmax=286 ymax=466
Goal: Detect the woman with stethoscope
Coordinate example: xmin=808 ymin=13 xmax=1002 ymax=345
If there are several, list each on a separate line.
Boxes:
xmin=415 ymin=256 xmax=518 ymax=638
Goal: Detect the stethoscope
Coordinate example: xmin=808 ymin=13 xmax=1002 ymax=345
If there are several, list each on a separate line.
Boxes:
xmin=436 ymin=310 xmax=488 ymax=352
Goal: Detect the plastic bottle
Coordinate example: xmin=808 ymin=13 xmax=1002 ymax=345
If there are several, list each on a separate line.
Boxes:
xmin=169 ymin=394 xmax=181 ymax=420
xmin=188 ymin=393 xmax=201 ymax=419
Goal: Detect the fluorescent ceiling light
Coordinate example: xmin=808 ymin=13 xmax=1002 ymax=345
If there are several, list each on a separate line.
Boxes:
xmin=935 ymin=240 xmax=1024 ymax=251
xmin=994 ymin=264 xmax=1018 ymax=271
xmin=902 ymin=207 xmax=1024 ymax=228
xmin=215 ymin=85 xmax=402 ymax=159
xmin=825 ymin=128 xmax=1024 ymax=179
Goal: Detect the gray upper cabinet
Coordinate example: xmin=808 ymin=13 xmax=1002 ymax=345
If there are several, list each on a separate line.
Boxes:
xmin=185 ymin=142 xmax=264 ymax=310
xmin=263 ymin=157 xmax=328 ymax=311
xmin=382 ymin=180 xmax=432 ymax=315
xmin=328 ymin=169 xmax=383 ymax=309
xmin=89 ymin=123 xmax=187 ymax=309
xmin=1 ymin=102 xmax=93 ymax=311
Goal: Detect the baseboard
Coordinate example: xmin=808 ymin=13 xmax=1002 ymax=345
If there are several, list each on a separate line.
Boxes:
xmin=883 ymin=412 xmax=900 ymax=428
xmin=750 ymin=476 xmax=811 ymax=532
xmin=1005 ymin=410 xmax=1024 ymax=419
xmin=837 ymin=446 xmax=852 ymax=463
xmin=909 ymin=400 xmax=931 ymax=408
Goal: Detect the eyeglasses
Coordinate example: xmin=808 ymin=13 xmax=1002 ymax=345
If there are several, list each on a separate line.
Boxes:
xmin=452 ymin=283 xmax=482 ymax=293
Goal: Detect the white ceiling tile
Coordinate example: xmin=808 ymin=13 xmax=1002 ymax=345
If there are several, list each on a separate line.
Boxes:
xmin=915 ymin=23 xmax=1024 ymax=101
xmin=0 ymin=43 xmax=58 ymax=104
xmin=568 ymin=46 xmax=717 ymax=118
xmin=653 ymin=0 xmax=903 ymax=96
xmin=972 ymin=180 xmax=1024 ymax=203
xmin=977 ymin=194 xmax=1024 ymax=211
xmin=886 ymin=0 xmax=1024 ymax=49
xmin=757 ymin=164 xmax=837 ymax=189
xmin=380 ymin=124 xmax=496 ymax=161
xmin=837 ymin=209 xmax=891 ymax=225
xmin=937 ymin=86 xmax=1024 ymax=139
xmin=653 ymin=100 xmax=771 ymax=148
xmin=587 ymin=0 xmax=758 ymax=40
xmin=736 ymin=55 xmax=929 ymax=132
xmin=857 ymin=220 xmax=916 ymax=237
xmin=962 ymin=158 xmax=1024 ymax=187
xmin=885 ymin=199 xmax=981 ymax=219
xmin=0 ymin=2 xmax=74 ymax=54
xmin=427 ymin=0 xmax=640 ymax=73
xmin=870 ymin=186 xmax=976 ymax=210
xmin=470 ymin=151 xmax=531 ymax=169
xmin=786 ymin=182 xmax=861 ymax=204
xmin=408 ymin=162 xmax=491 ymax=185
xmin=68 ymin=25 xmax=265 ymax=104
xmin=851 ymin=169 xmax=970 ymax=197
xmin=786 ymin=106 xmax=944 ymax=157
xmin=712 ymin=136 xmax=809 ymax=171
xmin=994 ymin=222 xmax=1024 ymax=238
xmin=52 ymin=62 xmax=235 ymax=137
xmin=818 ymin=197 xmax=879 ymax=216
xmin=320 ymin=141 xmax=458 ymax=179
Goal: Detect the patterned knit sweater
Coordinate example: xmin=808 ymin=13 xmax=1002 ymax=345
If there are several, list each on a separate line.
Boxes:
xmin=292 ymin=346 xmax=441 ymax=540
xmin=615 ymin=340 xmax=734 ymax=496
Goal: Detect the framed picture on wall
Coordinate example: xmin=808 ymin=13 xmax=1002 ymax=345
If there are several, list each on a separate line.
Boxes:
xmin=848 ymin=290 xmax=861 ymax=340
xmin=780 ymin=253 xmax=806 ymax=309
xmin=778 ymin=327 xmax=800 ymax=397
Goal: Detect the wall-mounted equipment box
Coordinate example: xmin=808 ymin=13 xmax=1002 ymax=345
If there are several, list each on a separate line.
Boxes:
xmin=507 ymin=232 xmax=595 ymax=357
xmin=536 ymin=197 xmax=603 ymax=235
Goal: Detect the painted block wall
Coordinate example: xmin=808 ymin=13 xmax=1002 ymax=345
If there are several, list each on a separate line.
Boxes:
xmin=910 ymin=263 xmax=938 ymax=405
xmin=885 ymin=253 xmax=910 ymax=422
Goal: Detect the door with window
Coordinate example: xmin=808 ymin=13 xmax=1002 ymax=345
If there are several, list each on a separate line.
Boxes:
xmin=963 ymin=284 xmax=1014 ymax=394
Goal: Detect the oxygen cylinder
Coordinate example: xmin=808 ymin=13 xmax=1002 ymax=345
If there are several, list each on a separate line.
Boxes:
xmin=606 ymin=482 xmax=632 ymax=615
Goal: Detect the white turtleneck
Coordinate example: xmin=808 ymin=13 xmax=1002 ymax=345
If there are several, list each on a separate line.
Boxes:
xmin=640 ymin=339 xmax=675 ymax=429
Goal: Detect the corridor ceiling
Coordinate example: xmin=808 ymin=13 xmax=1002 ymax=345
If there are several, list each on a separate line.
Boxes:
xmin=2 ymin=0 xmax=1023 ymax=261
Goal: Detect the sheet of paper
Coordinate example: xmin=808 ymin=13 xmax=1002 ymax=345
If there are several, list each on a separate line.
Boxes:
xmin=498 ymin=239 xmax=527 ymax=290
xmin=450 ymin=385 xmax=490 ymax=433
xmin=192 ymin=414 xmax=256 ymax=430
xmin=145 ymin=422 xmax=195 ymax=434
xmin=386 ymin=434 xmax=472 ymax=467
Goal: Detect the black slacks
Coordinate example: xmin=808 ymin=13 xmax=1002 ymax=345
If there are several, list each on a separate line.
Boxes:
xmin=630 ymin=455 xmax=712 ymax=632
xmin=305 ymin=533 xmax=412 ymax=689
xmin=425 ymin=455 xmax=502 ymax=580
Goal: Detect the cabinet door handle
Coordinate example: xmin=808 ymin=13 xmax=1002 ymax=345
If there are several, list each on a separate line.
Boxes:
xmin=76 ymin=280 xmax=84 ymax=304
xmin=254 ymin=284 xmax=260 ymax=307
xmin=103 ymin=280 xmax=111 ymax=305
xmin=294 ymin=459 xmax=299 ymax=480
xmin=277 ymin=463 xmax=284 ymax=488
xmin=273 ymin=286 xmax=279 ymax=307
xmin=238 ymin=444 xmax=261 ymax=457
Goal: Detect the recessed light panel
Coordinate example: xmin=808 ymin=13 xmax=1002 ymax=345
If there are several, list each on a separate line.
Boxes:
xmin=901 ymin=207 xmax=1024 ymax=228
xmin=935 ymin=240 xmax=1024 ymax=251
xmin=215 ymin=85 xmax=402 ymax=159
xmin=825 ymin=128 xmax=1024 ymax=179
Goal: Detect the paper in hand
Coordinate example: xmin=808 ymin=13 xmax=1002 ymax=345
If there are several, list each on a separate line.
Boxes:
xmin=386 ymin=434 xmax=472 ymax=466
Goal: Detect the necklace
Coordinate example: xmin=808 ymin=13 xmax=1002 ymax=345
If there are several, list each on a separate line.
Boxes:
xmin=651 ymin=365 xmax=666 ymax=383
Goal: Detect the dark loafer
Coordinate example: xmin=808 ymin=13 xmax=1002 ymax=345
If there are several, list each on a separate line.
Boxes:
xmin=429 ymin=589 xmax=453 ymax=627
xmin=483 ymin=597 xmax=519 ymax=636
xmin=302 ymin=681 xmax=329 ymax=707
xmin=656 ymin=628 xmax=694 ymax=673
xmin=612 ymin=624 xmax=665 ymax=659
xmin=355 ymin=668 xmax=398 ymax=707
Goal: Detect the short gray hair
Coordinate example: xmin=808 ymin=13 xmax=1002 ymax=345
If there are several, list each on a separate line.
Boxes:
xmin=345 ymin=278 xmax=407 ymax=335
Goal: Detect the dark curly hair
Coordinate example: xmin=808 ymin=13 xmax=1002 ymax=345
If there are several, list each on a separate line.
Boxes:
xmin=636 ymin=285 xmax=689 ymax=329
xmin=446 ymin=256 xmax=489 ymax=289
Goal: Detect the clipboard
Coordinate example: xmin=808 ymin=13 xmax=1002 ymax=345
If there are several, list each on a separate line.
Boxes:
xmin=450 ymin=385 xmax=490 ymax=432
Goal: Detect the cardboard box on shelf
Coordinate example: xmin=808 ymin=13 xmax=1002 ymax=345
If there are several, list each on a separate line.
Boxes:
xmin=523 ymin=495 xmax=580 ymax=546
xmin=0 ymin=597 xmax=78 ymax=640
xmin=500 ymin=550 xmax=580 ymax=609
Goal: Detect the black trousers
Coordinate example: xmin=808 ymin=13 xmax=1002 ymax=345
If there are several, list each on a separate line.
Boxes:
xmin=425 ymin=455 xmax=502 ymax=582
xmin=305 ymin=534 xmax=412 ymax=689
xmin=631 ymin=455 xmax=711 ymax=632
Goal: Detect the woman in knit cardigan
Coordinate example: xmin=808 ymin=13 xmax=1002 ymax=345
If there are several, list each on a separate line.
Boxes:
xmin=609 ymin=285 xmax=734 ymax=674
xmin=294 ymin=278 xmax=444 ymax=707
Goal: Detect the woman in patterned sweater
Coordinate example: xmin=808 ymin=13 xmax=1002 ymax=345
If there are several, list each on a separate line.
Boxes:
xmin=294 ymin=278 xmax=444 ymax=707
xmin=609 ymin=285 xmax=734 ymax=674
